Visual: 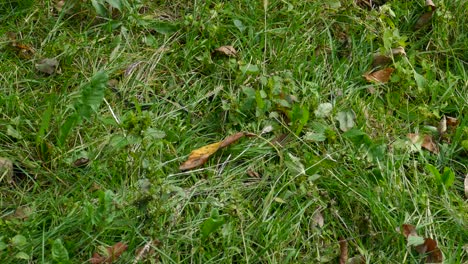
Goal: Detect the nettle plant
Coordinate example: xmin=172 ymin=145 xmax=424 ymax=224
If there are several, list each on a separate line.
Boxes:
xmin=240 ymin=71 xmax=310 ymax=135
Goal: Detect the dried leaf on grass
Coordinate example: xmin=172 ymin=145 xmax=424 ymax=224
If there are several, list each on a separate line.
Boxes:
xmin=397 ymin=224 xmax=443 ymax=263
xmin=73 ymin=157 xmax=90 ymax=167
xmin=133 ymin=240 xmax=161 ymax=264
xmin=180 ymin=132 xmax=247 ymax=171
xmin=363 ymin=68 xmax=394 ymax=83
xmin=90 ymin=242 xmax=128 ymax=264
xmin=36 ymin=58 xmax=59 ymax=75
xmin=338 ymin=238 xmax=348 ymax=264
xmin=464 ymin=174 xmax=468 ymax=199
xmin=214 ymin=45 xmax=237 ymax=57
xmin=407 ymin=133 xmax=439 ymax=154
xmin=414 ymin=0 xmax=437 ymax=30
xmin=7 ymin=32 xmax=35 ymax=59
xmin=312 ymin=210 xmax=324 ymax=228
xmin=372 ymin=47 xmax=406 ymax=67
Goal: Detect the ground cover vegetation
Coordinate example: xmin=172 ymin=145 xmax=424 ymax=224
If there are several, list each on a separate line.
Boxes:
xmin=0 ymin=0 xmax=467 ymax=263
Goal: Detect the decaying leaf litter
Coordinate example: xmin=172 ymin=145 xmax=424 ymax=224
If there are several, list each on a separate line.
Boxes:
xmin=1 ymin=0 xmax=467 ymax=263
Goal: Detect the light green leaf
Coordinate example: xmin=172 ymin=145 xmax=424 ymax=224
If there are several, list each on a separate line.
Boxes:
xmin=441 ymin=167 xmax=455 ymax=188
xmin=201 ymin=209 xmax=225 ymax=239
xmin=11 ymin=234 xmax=27 ymax=248
xmin=314 ymin=103 xmax=333 ymax=118
xmin=336 ymin=110 xmax=355 ymax=132
xmin=239 ymin=64 xmax=259 ymax=74
xmin=414 ymin=71 xmax=426 ymax=89
xmin=15 ymin=252 xmax=30 ymax=260
xmin=286 ymin=153 xmax=306 ymax=176
xmin=106 ymin=0 xmax=122 ymax=10
xmin=91 ymin=0 xmax=107 ymax=16
xmin=233 ymin=19 xmax=246 ymax=32
xmin=304 ymin=131 xmax=326 ymax=142
xmin=407 ymin=235 xmax=425 ymax=247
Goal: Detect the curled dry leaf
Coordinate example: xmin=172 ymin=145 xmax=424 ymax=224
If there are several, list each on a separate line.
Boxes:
xmin=7 ymin=32 xmax=35 ymax=59
xmin=73 ymin=157 xmax=90 ymax=167
xmin=338 ymin=237 xmax=348 ymax=264
xmin=372 ymin=47 xmax=406 ymax=67
xmin=312 ymin=210 xmax=324 ymax=228
xmin=363 ymin=68 xmax=394 ymax=83
xmin=179 ymin=132 xmax=247 ymax=171
xmin=407 ymin=133 xmax=439 ymax=154
xmin=214 ymin=45 xmax=237 ymax=57
xmin=90 ymin=242 xmax=128 ymax=264
xmin=445 ymin=116 xmax=459 ymax=128
xmin=438 ymin=116 xmax=447 ymax=134
xmin=464 ymin=174 xmax=468 ymax=199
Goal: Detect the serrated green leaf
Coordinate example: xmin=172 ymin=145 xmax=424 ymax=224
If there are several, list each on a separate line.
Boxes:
xmin=52 ymin=239 xmax=69 ymax=262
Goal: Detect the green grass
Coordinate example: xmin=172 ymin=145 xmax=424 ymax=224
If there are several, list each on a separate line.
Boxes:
xmin=1 ymin=0 xmax=467 ymax=263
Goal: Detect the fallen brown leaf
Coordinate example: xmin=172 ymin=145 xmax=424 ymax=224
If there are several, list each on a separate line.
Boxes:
xmin=372 ymin=47 xmax=406 ymax=67
xmin=214 ymin=45 xmax=237 ymax=57
xmin=73 ymin=157 xmax=90 ymax=167
xmin=399 ymin=224 xmax=418 ymax=238
xmin=414 ymin=0 xmax=436 ymax=30
xmin=422 ymin=238 xmax=443 ymax=263
xmin=90 ymin=242 xmax=128 ymax=264
xmin=219 ymin=132 xmax=245 ymax=148
xmin=339 ymin=237 xmax=348 ymax=264
xmin=407 ymin=133 xmax=439 ymax=154
xmin=179 ymin=142 xmax=221 ymax=171
xmin=363 ymin=68 xmax=394 ymax=83
xmin=133 ymin=240 xmax=161 ymax=264
xmin=446 ymin=116 xmax=459 ymax=128
xmin=179 ymin=132 xmax=247 ymax=171
xmin=398 ymin=224 xmax=443 ymax=263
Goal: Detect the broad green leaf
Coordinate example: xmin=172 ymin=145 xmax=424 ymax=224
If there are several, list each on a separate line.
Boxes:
xmin=201 ymin=209 xmax=225 ymax=239
xmin=15 ymin=252 xmax=30 ymax=260
xmin=425 ymin=164 xmax=440 ymax=178
xmin=239 ymin=63 xmax=259 ymax=74
xmin=58 ymin=114 xmax=79 ymax=146
xmin=106 ymin=0 xmax=122 ymax=10
xmin=91 ymin=0 xmax=107 ymax=16
xmin=52 ymin=239 xmax=69 ymax=262
xmin=441 ymin=167 xmax=455 ymax=188
xmin=407 ymin=235 xmax=425 ymax=247
xmin=314 ymin=103 xmax=333 ymax=118
xmin=0 ymin=241 xmax=7 ymax=251
xmin=77 ymin=71 xmax=108 ymax=120
xmin=149 ymin=22 xmax=179 ymax=35
xmin=304 ymin=131 xmax=326 ymax=142
xmin=11 ymin=235 xmax=27 ymax=248
xmin=233 ymin=19 xmax=246 ymax=32
xmin=414 ymin=71 xmax=427 ymax=89
xmin=336 ymin=110 xmax=355 ymax=132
